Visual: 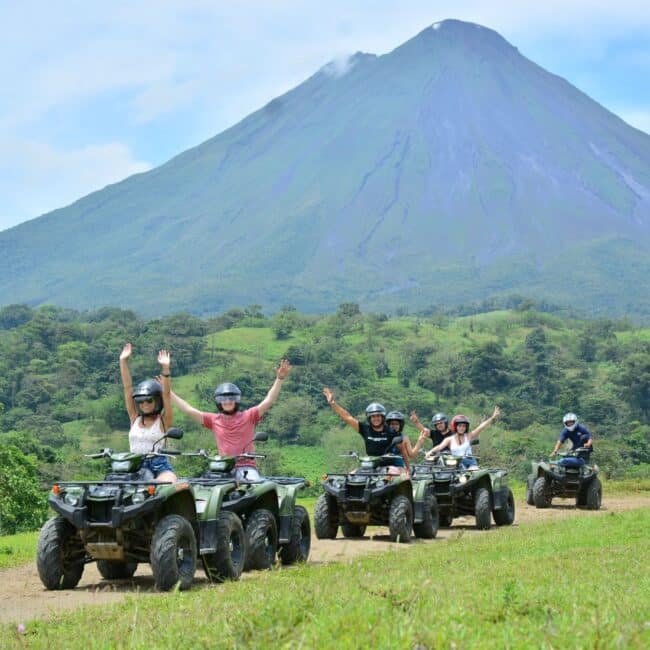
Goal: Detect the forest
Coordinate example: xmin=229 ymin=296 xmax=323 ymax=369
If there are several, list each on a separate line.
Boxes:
xmin=1 ymin=298 xmax=649 ymax=534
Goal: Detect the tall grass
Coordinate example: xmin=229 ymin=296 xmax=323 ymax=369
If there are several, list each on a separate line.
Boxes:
xmin=4 ymin=508 xmax=649 ymax=648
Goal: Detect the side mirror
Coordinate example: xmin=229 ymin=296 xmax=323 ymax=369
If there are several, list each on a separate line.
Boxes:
xmin=254 ymin=431 xmax=269 ymax=442
xmin=165 ymin=427 xmax=184 ymax=440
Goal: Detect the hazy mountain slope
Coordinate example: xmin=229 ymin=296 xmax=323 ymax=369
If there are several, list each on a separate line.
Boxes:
xmin=1 ymin=19 xmax=649 ymax=316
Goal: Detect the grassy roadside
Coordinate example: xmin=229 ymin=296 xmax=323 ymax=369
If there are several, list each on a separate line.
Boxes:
xmin=3 ymin=508 xmax=650 ymax=649
xmin=0 ymin=531 xmax=37 ymax=570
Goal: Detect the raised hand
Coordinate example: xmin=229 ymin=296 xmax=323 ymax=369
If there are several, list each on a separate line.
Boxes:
xmin=120 ymin=343 xmax=132 ymax=361
xmin=492 ymin=405 xmax=501 ymax=420
xmin=277 ymin=358 xmax=292 ymax=380
xmin=158 ymin=349 xmax=171 ymax=367
xmin=409 ymin=410 xmax=419 ymax=423
xmin=323 ymin=387 xmax=334 ymax=404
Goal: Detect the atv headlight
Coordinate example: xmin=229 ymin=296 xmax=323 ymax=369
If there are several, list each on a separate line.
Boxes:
xmin=131 ymin=490 xmax=147 ymax=504
xmin=458 ymin=475 xmax=468 ymax=484
xmin=111 ymin=460 xmax=132 ymax=472
xmin=63 ymin=488 xmax=82 ymax=506
xmin=209 ymin=460 xmax=229 ymax=471
xmin=445 ymin=458 xmax=458 ymax=467
xmin=375 ymin=479 xmax=385 ymax=488
xmin=332 ymin=480 xmax=342 ymax=489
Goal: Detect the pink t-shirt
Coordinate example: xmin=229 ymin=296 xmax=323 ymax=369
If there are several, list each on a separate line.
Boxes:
xmin=202 ymin=407 xmax=262 ymax=467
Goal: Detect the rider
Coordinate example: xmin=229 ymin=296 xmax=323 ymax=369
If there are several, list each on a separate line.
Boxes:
xmin=171 ymin=359 xmax=292 ymax=480
xmin=426 ymin=407 xmax=501 ymax=469
xmin=385 ymin=411 xmax=415 ymax=471
xmin=409 ymin=411 xmax=453 ymax=457
xmin=552 ymin=413 xmax=593 ymax=459
xmin=119 ymin=344 xmax=177 ymax=482
xmin=322 ymin=388 xmax=410 ymax=472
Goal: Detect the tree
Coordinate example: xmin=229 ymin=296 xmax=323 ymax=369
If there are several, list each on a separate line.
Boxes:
xmin=0 ymin=446 xmax=48 ymax=534
xmin=615 ymin=353 xmax=650 ymax=417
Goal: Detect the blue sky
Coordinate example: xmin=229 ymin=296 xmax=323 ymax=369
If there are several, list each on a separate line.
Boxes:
xmin=1 ymin=0 xmax=649 ymax=231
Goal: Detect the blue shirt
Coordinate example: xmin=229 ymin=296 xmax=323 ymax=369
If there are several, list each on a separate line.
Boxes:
xmin=559 ymin=423 xmax=593 ymax=450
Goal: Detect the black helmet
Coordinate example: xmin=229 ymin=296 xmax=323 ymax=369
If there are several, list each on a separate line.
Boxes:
xmin=132 ymin=379 xmax=163 ymax=415
xmin=431 ymin=412 xmax=448 ymax=427
xmin=365 ymin=402 xmax=386 ymax=422
xmin=214 ymin=382 xmax=242 ymax=413
xmin=386 ymin=411 xmax=405 ymax=433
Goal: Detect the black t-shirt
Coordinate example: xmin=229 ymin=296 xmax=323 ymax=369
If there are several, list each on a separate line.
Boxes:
xmin=357 ymin=421 xmax=397 ymax=457
xmin=430 ymin=428 xmax=453 ymax=447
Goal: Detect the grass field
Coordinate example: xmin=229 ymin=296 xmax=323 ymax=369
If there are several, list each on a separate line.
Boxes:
xmin=2 ymin=507 xmax=649 ymax=648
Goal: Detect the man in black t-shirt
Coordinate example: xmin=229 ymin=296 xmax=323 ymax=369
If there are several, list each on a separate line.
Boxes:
xmin=409 ymin=411 xmax=453 ymax=457
xmin=322 ymin=388 xmax=409 ymax=471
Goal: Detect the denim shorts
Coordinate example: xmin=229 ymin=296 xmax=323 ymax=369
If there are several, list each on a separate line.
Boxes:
xmin=141 ymin=455 xmax=175 ymax=477
xmin=459 ymin=456 xmax=478 ymax=469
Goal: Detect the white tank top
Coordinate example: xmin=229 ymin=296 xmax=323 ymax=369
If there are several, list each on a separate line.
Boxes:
xmin=450 ymin=434 xmax=472 ymax=457
xmin=128 ymin=416 xmax=165 ymax=454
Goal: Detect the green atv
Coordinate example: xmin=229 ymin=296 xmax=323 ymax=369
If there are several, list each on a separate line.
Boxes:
xmin=315 ymin=436 xmax=438 ymax=543
xmin=185 ymin=432 xmax=310 ymax=570
xmin=527 ymin=448 xmax=601 ymax=509
xmin=37 ymin=428 xmax=199 ymax=592
xmin=412 ymin=451 xmax=515 ymax=530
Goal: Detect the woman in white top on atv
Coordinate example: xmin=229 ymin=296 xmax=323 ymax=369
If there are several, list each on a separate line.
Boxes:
xmin=425 ymin=407 xmax=500 ymax=469
xmin=119 ymin=343 xmax=177 ymax=482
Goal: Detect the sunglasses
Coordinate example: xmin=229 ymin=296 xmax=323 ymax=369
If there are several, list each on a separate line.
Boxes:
xmin=135 ymin=397 xmax=155 ymax=404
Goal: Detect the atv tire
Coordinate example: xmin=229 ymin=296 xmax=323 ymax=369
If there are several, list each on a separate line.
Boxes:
xmin=474 ymin=487 xmax=492 ymax=530
xmin=341 ymin=523 xmax=366 ymax=538
xmin=97 ymin=560 xmax=137 ymax=580
xmin=584 ymin=478 xmax=602 ymax=510
xmin=413 ymin=492 xmax=439 ymax=539
xmin=388 ymin=495 xmax=412 ymax=543
xmin=36 ymin=516 xmax=85 ymax=590
xmin=533 ymin=476 xmax=553 ymax=509
xmin=493 ymin=488 xmax=516 ymax=526
xmin=150 ymin=514 xmax=197 ymax=591
xmin=314 ymin=494 xmax=338 ymax=539
xmin=525 ymin=475 xmax=535 ymax=505
xmin=279 ymin=505 xmax=311 ymax=565
xmin=203 ymin=511 xmax=246 ymax=582
xmin=244 ymin=508 xmax=278 ymax=571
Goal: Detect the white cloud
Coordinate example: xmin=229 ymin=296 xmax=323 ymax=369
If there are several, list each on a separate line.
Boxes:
xmin=0 ymin=138 xmax=151 ymax=231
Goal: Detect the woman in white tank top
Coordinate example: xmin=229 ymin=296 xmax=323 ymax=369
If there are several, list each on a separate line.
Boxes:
xmin=120 ymin=344 xmax=177 ymax=482
xmin=426 ymin=406 xmax=501 ymax=468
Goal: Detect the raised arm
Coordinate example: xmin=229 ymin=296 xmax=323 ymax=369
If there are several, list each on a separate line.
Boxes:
xmin=257 ymin=358 xmax=292 ymax=416
xmin=119 ymin=343 xmax=137 ymax=423
xmin=469 ymin=406 xmax=500 ymax=441
xmin=323 ymin=388 xmax=360 ymax=432
xmin=409 ymin=410 xmax=431 ymax=458
xmin=157 ymin=349 xmax=173 ymax=427
xmin=171 ymin=390 xmax=204 ymax=425
xmin=426 ymin=436 xmax=452 ymax=458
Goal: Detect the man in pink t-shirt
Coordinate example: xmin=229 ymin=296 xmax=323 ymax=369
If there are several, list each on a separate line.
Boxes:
xmin=171 ymin=359 xmax=292 ymax=479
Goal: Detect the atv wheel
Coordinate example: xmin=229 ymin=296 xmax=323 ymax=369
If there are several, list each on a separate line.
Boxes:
xmin=474 ymin=487 xmax=492 ymax=530
xmin=525 ymin=475 xmax=535 ymax=505
xmin=97 ymin=560 xmax=137 ymax=580
xmin=584 ymin=478 xmax=602 ymax=510
xmin=203 ymin=511 xmax=246 ymax=582
xmin=388 ymin=495 xmax=413 ymax=543
xmin=279 ymin=505 xmax=311 ymax=565
xmin=244 ymin=509 xmax=278 ymax=570
xmin=150 ymin=514 xmax=197 ymax=591
xmin=413 ymin=492 xmax=439 ymax=539
xmin=493 ymin=488 xmax=516 ymax=526
xmin=314 ymin=494 xmax=338 ymax=539
xmin=439 ymin=513 xmax=453 ymax=528
xmin=36 ymin=516 xmax=85 ymax=590
xmin=341 ymin=523 xmax=366 ymax=538
xmin=533 ymin=476 xmax=553 ymax=509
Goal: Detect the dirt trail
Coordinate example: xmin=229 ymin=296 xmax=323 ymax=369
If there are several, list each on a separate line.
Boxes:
xmin=2 ymin=495 xmax=649 ymax=625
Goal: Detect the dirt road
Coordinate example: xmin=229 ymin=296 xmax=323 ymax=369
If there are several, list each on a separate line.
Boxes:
xmin=2 ymin=495 xmax=649 ymax=625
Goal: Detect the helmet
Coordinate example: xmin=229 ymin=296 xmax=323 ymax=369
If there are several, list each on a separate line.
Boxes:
xmin=214 ymin=382 xmax=242 ymax=413
xmin=563 ymin=412 xmax=578 ymax=431
xmin=450 ymin=414 xmax=470 ymax=433
xmin=365 ymin=402 xmax=386 ymax=422
xmin=431 ymin=412 xmax=448 ymax=427
xmin=132 ymin=379 xmax=163 ymax=415
xmin=386 ymin=411 xmax=405 ymax=433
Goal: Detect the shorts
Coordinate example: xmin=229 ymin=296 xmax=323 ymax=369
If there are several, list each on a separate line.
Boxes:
xmin=459 ymin=456 xmax=478 ymax=469
xmin=141 ymin=455 xmax=175 ymax=477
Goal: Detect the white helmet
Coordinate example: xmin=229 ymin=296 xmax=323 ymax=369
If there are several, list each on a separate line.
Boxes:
xmin=563 ymin=412 xmax=578 ymax=431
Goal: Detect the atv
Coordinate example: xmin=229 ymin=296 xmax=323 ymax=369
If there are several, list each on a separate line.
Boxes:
xmin=412 ymin=451 xmax=515 ymax=530
xmin=315 ymin=436 xmax=437 ymax=543
xmin=184 ymin=432 xmax=310 ymax=570
xmin=527 ymin=448 xmax=601 ymax=509
xmin=37 ymin=427 xmax=199 ymax=592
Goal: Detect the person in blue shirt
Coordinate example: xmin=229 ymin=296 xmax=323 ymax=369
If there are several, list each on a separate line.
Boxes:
xmin=552 ymin=412 xmax=593 ymax=457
